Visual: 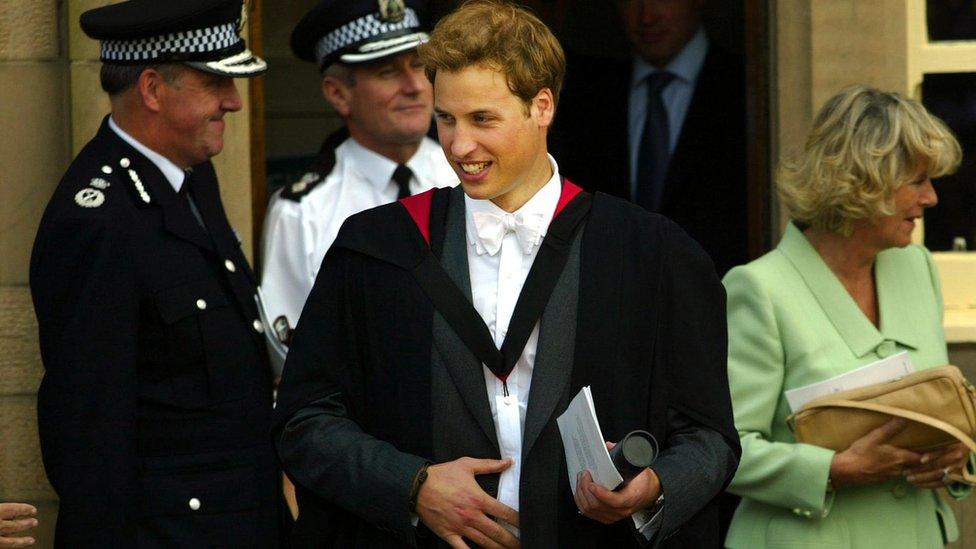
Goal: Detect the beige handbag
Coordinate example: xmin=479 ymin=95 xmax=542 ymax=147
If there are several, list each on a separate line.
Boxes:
xmin=786 ymin=365 xmax=976 ymax=485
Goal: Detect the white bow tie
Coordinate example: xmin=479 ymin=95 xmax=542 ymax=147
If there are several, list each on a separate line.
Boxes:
xmin=472 ymin=210 xmax=548 ymax=256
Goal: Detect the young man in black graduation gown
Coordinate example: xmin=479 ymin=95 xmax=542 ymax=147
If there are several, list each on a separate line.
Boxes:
xmin=273 ymin=2 xmax=739 ymax=547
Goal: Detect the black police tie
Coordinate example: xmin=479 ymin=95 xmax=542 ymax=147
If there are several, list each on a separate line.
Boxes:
xmin=635 ymin=71 xmax=676 ymax=212
xmin=393 ymin=164 xmax=414 ymax=199
xmin=180 ymin=176 xmax=208 ymax=233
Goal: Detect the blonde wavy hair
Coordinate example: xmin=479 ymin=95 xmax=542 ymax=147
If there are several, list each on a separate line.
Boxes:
xmin=778 ymin=85 xmax=961 ymax=235
xmin=417 ymin=0 xmax=565 ymax=112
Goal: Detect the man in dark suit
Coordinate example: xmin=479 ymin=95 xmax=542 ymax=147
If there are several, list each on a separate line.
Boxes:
xmin=272 ymin=2 xmax=739 ymax=547
xmin=30 ymin=1 xmax=283 ymax=546
xmin=551 ymin=0 xmax=747 ymax=276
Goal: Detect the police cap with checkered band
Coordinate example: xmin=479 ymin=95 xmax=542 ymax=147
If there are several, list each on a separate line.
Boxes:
xmin=291 ymin=0 xmax=429 ymax=70
xmin=80 ymin=0 xmax=266 ymax=77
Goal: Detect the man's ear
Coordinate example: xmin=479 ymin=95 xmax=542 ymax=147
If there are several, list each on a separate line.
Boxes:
xmin=321 ymin=76 xmax=352 ymax=118
xmin=531 ymin=87 xmax=555 ymax=128
xmin=137 ymin=68 xmax=166 ymax=113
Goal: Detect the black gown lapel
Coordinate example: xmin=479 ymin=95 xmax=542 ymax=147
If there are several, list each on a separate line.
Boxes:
xmin=431 ymin=187 xmax=499 ymax=447
xmin=521 ymin=227 xmax=582 ymax=461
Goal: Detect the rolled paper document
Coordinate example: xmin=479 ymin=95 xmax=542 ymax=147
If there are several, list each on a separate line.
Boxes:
xmin=609 ymin=430 xmax=659 ymax=483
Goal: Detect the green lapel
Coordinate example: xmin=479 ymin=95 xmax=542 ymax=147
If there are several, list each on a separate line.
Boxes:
xmin=874 ymin=248 xmax=922 ymax=350
xmin=777 ymin=223 xmax=918 ymax=358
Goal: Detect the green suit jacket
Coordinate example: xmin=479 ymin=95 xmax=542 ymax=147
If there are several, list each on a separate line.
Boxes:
xmin=723 ymin=223 xmax=969 ymax=549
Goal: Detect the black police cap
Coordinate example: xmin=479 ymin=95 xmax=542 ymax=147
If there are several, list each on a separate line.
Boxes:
xmin=291 ymin=0 xmax=428 ymax=70
xmin=80 ymin=0 xmax=266 ymax=77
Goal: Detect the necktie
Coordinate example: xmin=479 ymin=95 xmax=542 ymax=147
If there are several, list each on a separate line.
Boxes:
xmin=635 ymin=71 xmax=675 ymax=212
xmin=179 ymin=175 xmax=208 ymax=233
xmin=393 ymin=164 xmax=414 ymax=199
xmin=472 ymin=210 xmax=548 ymax=256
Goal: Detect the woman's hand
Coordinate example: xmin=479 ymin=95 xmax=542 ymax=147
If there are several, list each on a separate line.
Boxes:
xmin=829 ymin=418 xmax=922 ymax=489
xmin=0 ymin=503 xmax=37 ymax=548
xmin=903 ymin=442 xmax=970 ymax=489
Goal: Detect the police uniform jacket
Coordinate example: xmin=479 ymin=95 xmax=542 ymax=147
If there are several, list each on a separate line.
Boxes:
xmin=30 ymin=116 xmax=281 ymax=547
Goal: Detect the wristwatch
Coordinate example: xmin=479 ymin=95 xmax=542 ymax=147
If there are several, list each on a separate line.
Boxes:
xmin=409 ymin=462 xmax=431 ymax=512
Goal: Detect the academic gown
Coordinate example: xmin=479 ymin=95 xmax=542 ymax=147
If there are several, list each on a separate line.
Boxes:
xmin=272 ymin=184 xmax=740 ymax=548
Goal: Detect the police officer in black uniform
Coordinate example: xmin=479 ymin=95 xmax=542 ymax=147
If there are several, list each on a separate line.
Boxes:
xmin=30 ymin=0 xmax=283 ymax=546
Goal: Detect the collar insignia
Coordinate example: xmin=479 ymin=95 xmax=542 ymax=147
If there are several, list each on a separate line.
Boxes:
xmin=127 ymin=168 xmax=151 ymax=204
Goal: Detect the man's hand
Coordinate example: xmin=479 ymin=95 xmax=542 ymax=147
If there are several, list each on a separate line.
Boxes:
xmin=0 ymin=503 xmax=37 ymax=548
xmin=904 ymin=442 xmax=971 ymax=489
xmin=415 ymin=457 xmax=520 ymax=549
xmin=574 ymin=441 xmax=661 ymax=525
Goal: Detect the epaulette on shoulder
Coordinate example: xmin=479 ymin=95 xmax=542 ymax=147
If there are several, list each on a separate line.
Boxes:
xmin=280 ymin=126 xmax=348 ymax=202
xmin=70 ymin=162 xmax=126 ymax=211
xmin=279 ymin=171 xmax=325 ymax=202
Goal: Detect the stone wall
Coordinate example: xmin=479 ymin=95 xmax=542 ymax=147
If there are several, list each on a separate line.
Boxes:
xmin=0 ymin=0 xmax=68 ymax=545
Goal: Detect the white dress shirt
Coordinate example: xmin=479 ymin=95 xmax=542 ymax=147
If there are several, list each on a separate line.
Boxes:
xmin=464 ymin=156 xmax=561 ymax=533
xmin=627 ymin=28 xmax=709 ymax=198
xmin=261 ymin=136 xmax=457 ymax=330
xmin=108 ymin=116 xmax=186 ymax=192
xmin=465 ymin=155 xmax=662 ymax=539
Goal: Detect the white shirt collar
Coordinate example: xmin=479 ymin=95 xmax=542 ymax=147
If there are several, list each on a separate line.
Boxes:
xmin=464 ymin=155 xmax=562 ymax=255
xmin=108 ymin=116 xmax=187 ymax=193
xmin=631 ymin=27 xmax=709 ymax=88
xmin=346 ymin=136 xmax=430 ymax=190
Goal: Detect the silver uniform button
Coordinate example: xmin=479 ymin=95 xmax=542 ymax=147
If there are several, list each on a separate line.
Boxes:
xmin=188 ymin=498 xmax=201 ymax=511
xmin=224 ymin=259 xmax=236 ymax=272
xmin=253 ymin=319 xmax=264 ymax=333
xmin=196 ymin=299 xmax=207 ymax=310
xmin=120 ymin=157 xmax=131 ymax=168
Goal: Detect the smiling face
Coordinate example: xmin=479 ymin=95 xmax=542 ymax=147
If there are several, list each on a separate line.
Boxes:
xmin=325 ymin=51 xmax=432 ymax=160
xmin=617 ymin=0 xmax=704 ymax=67
xmin=433 ymin=65 xmax=554 ymax=212
xmin=855 ymin=173 xmax=939 ymax=250
xmin=155 ymin=67 xmax=242 ymax=167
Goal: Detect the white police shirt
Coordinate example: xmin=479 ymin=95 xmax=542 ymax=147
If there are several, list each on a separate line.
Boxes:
xmin=260 ymin=136 xmax=456 ymax=332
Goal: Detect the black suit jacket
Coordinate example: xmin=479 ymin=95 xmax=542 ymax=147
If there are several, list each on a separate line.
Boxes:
xmin=30 ymin=117 xmax=283 ymax=548
xmin=551 ymin=45 xmax=748 ymax=276
xmin=272 ymin=186 xmax=740 ymax=548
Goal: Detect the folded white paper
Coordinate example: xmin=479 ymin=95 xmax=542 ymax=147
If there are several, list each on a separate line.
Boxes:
xmin=785 ymin=351 xmax=915 ymax=412
xmin=557 ymin=386 xmax=624 ymax=494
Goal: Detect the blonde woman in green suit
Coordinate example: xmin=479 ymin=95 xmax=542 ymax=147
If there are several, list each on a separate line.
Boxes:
xmin=724 ymin=85 xmax=973 ymax=548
